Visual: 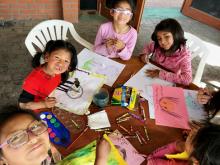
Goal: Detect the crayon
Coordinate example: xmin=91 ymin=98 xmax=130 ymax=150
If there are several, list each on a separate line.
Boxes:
xmin=128 ymin=112 xmax=145 ymax=123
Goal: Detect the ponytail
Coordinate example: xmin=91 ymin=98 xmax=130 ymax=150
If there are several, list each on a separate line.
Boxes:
xmin=31 ymin=40 xmax=78 ymax=82
xmin=32 ymin=52 xmax=43 ymax=68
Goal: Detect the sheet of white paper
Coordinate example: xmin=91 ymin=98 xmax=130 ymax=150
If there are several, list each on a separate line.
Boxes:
xmin=55 ymin=70 xmax=105 ymax=115
xmin=184 ymin=90 xmax=206 ymax=121
xmin=125 ymin=63 xmax=173 ymax=90
xmin=143 ymin=86 xmax=155 ymax=119
xmin=124 ymin=63 xmax=173 ymax=118
xmin=77 ymin=48 xmax=125 ymax=87
xmin=87 ymin=110 xmax=111 ymax=129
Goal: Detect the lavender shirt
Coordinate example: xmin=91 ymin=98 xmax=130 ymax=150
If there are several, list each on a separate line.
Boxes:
xmin=142 ymin=42 xmax=192 ymax=85
xmin=94 ymin=22 xmax=137 ymax=60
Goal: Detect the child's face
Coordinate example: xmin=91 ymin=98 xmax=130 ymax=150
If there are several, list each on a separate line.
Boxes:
xmin=157 ymin=31 xmax=174 ymax=50
xmin=0 ymin=115 xmax=50 ymax=165
xmin=45 ymin=49 xmax=71 ymax=75
xmin=111 ymin=2 xmax=133 ymax=25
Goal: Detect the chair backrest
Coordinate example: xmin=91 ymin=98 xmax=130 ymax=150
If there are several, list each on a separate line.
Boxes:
xmin=184 ymin=32 xmax=209 ymax=86
xmin=25 ymin=19 xmax=93 ymax=56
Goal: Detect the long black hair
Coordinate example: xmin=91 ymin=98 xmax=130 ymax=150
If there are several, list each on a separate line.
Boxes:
xmin=205 ymin=90 xmax=220 ymax=119
xmin=191 ymin=123 xmax=220 ymax=165
xmin=151 ymin=18 xmax=186 ymax=53
xmin=32 ymin=40 xmax=78 ymax=82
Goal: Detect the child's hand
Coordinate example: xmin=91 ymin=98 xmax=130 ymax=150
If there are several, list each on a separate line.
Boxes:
xmin=44 ymin=97 xmax=56 ymax=108
xmin=114 ymin=39 xmax=125 ymax=51
xmin=197 ymin=88 xmax=212 ymax=105
xmin=145 ymin=69 xmax=160 ymax=78
xmin=140 ymin=53 xmax=149 ymax=63
xmin=105 ymin=39 xmax=115 ymax=49
xmin=95 ymin=139 xmax=111 ymax=165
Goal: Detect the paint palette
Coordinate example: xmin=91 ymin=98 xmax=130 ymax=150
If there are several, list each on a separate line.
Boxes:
xmin=40 ymin=112 xmax=71 ymax=147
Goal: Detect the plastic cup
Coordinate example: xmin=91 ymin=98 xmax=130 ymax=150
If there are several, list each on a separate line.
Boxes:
xmin=93 ymin=88 xmax=109 ymax=108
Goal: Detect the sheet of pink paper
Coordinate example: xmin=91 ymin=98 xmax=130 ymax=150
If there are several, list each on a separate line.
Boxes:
xmin=153 ymin=85 xmax=190 ymax=129
xmin=109 ymin=130 xmax=145 ymax=165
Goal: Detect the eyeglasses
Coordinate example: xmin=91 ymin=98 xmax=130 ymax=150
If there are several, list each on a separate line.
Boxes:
xmin=0 ymin=120 xmax=48 ymax=149
xmin=113 ymin=8 xmax=133 ymax=16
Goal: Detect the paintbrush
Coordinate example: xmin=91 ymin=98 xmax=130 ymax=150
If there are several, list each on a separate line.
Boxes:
xmin=67 ymin=127 xmax=88 ymax=150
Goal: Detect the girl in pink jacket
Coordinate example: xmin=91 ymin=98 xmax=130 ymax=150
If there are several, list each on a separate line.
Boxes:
xmin=94 ymin=0 xmax=137 ymax=61
xmin=140 ymin=18 xmax=192 ymax=85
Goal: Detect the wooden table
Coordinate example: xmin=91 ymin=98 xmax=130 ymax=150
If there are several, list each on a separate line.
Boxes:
xmin=46 ymin=56 xmax=197 ymax=161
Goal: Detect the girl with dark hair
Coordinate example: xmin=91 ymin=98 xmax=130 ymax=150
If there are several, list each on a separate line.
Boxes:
xmin=94 ymin=0 xmax=137 ymax=60
xmin=147 ymin=123 xmax=220 ymax=165
xmin=197 ymin=89 xmax=220 ymax=124
xmin=18 ymin=40 xmax=78 ymax=111
xmin=0 ymin=106 xmax=109 ymax=165
xmin=0 ymin=106 xmax=52 ymax=165
xmin=140 ymin=18 xmax=192 ymax=85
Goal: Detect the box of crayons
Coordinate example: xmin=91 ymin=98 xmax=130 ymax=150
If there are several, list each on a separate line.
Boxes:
xmin=111 ymin=85 xmax=139 ymax=111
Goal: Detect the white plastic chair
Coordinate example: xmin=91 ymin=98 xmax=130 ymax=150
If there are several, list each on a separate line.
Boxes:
xmin=184 ymin=32 xmax=209 ymax=86
xmin=25 ymin=19 xmax=93 ymax=56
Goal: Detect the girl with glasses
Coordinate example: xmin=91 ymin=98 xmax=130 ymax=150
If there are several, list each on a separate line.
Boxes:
xmin=0 ymin=106 xmax=111 ymax=165
xmin=94 ymin=0 xmax=137 ymax=60
xmin=0 ymin=106 xmax=51 ymax=165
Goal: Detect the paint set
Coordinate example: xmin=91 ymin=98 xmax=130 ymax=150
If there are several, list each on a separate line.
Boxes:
xmin=40 ymin=112 xmax=71 ymax=147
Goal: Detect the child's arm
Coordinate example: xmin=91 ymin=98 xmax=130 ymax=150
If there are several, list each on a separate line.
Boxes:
xmin=19 ymin=98 xmax=56 ymax=110
xmin=114 ymin=30 xmax=137 ymax=60
xmin=18 ymin=91 xmax=56 ymax=110
xmin=94 ymin=139 xmax=111 ymax=165
xmin=93 ymin=25 xmax=113 ymax=57
xmin=19 ymin=97 xmax=56 ymax=110
xmin=147 ymin=141 xmax=187 ymax=165
xmin=159 ymin=51 xmax=192 ymax=85
xmin=140 ymin=42 xmax=155 ymax=63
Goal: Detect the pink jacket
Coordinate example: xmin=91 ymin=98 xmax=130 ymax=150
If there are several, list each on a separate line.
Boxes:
xmin=147 ymin=142 xmax=189 ymax=165
xmin=94 ymin=22 xmax=137 ymax=60
xmin=142 ymin=42 xmax=192 ymax=85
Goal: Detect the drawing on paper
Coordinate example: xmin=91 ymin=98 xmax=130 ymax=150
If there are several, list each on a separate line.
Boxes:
xmin=159 ymin=97 xmax=182 ymax=118
xmin=81 ymin=58 xmax=120 ymax=79
xmin=77 ymin=48 xmax=125 ymax=86
xmin=153 ymin=85 xmax=189 ymax=129
xmin=184 ymin=90 xmax=205 ymax=121
xmin=185 ymin=92 xmax=202 ymax=110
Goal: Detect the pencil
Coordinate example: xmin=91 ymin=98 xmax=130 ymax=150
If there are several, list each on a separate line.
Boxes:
xmin=135 ymin=132 xmax=143 ymax=144
xmin=136 ymin=131 xmax=147 ymax=144
xmin=140 ymin=104 xmax=147 ymax=121
xmin=71 ymin=119 xmax=80 ymax=129
xmin=144 ymin=126 xmax=150 ymax=141
xmin=139 ymin=103 xmax=150 ymax=140
xmin=117 ymin=124 xmax=131 ymax=135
